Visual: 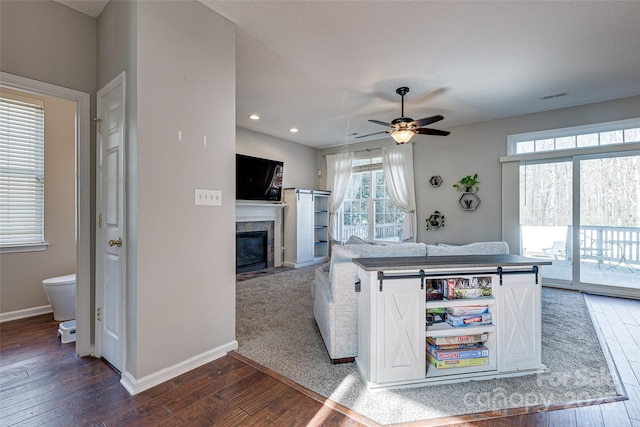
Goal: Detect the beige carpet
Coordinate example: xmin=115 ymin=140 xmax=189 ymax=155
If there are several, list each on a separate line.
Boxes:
xmin=236 ymin=265 xmax=624 ymax=425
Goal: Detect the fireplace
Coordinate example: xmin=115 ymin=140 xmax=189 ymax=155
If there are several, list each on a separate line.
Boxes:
xmin=236 ymin=231 xmax=268 ymax=273
xmin=236 ymin=203 xmax=284 ymax=269
xmin=236 ymin=220 xmax=275 ymax=273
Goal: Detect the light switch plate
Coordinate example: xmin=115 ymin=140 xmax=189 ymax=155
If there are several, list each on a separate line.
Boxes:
xmin=195 ymin=188 xmax=222 ymax=206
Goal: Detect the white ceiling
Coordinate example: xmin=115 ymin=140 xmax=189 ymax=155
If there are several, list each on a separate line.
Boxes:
xmin=58 ymin=1 xmax=640 ymax=148
xmin=54 ymin=0 xmax=109 ymax=18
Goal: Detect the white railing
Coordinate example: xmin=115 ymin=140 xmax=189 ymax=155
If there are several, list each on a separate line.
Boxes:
xmin=523 ymin=225 xmax=640 ymax=267
xmin=341 ymin=224 xmax=403 ymax=242
xmin=580 ymin=225 xmax=640 ymax=267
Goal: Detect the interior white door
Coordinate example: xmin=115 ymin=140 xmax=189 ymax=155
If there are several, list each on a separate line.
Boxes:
xmin=96 ymin=72 xmax=126 ymax=371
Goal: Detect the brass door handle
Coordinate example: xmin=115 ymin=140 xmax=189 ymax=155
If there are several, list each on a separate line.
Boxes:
xmin=108 ymin=237 xmax=122 ymax=247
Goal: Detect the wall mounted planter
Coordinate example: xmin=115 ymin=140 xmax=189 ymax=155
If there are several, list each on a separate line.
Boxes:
xmin=429 ymin=176 xmax=442 ymax=187
xmin=459 ymin=192 xmax=481 ymax=211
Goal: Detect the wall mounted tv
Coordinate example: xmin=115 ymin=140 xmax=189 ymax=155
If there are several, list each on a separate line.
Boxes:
xmin=236 ymin=154 xmax=284 ymax=202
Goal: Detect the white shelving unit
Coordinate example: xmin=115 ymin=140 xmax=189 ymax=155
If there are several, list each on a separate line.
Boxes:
xmin=354 ymin=257 xmax=546 ymax=389
xmin=425 ymin=277 xmax=497 ymax=379
xmin=283 ymin=188 xmax=330 ymax=268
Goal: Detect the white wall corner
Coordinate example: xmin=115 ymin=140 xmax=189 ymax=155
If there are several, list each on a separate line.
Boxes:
xmin=119 ymin=340 xmax=239 ymax=395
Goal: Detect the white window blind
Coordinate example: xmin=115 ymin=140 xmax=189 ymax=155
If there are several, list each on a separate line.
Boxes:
xmin=0 ymin=96 xmax=45 ymax=246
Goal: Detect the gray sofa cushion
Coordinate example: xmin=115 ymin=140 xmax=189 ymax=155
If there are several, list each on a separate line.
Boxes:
xmin=426 ymin=241 xmax=509 ymax=256
xmin=327 ymin=242 xmax=426 ymax=298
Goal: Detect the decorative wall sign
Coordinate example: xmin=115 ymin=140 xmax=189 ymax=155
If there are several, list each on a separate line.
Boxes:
xmin=429 ymin=176 xmax=442 ymax=187
xmin=459 ymin=192 xmax=481 ymax=211
xmin=426 ymin=210 xmax=445 ymax=231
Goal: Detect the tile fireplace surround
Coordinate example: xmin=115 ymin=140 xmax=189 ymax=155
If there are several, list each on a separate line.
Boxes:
xmin=236 ymin=202 xmax=285 ymax=267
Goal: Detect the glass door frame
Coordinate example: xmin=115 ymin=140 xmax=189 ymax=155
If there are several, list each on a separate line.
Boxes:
xmin=571 ymin=151 xmax=640 ymax=298
xmin=502 ymin=147 xmax=640 ymax=300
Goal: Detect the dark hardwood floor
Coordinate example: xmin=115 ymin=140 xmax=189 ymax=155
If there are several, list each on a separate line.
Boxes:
xmin=1 ymin=293 xmax=638 ymax=427
xmin=0 ymin=314 xmax=370 ymax=426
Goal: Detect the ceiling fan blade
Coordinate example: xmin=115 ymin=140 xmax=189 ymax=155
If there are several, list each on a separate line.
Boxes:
xmin=410 ymin=115 xmax=444 ymax=127
xmin=368 ymin=119 xmax=392 ymax=127
xmin=355 ymin=130 xmax=390 ymax=139
xmin=415 ymin=127 xmax=450 ymax=136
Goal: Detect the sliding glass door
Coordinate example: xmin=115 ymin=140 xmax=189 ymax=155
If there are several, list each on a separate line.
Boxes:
xmin=505 ymin=119 xmax=640 ymax=298
xmin=520 ymin=160 xmax=573 ymax=284
xmin=578 ymin=155 xmax=640 ymax=292
xmin=519 ymin=153 xmax=640 ymax=296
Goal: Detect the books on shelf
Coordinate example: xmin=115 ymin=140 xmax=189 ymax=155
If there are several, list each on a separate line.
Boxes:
xmin=427 ymin=334 xmax=488 ymax=345
xmin=445 ymin=306 xmax=492 ymax=327
xmin=426 ymin=338 xmax=485 ymax=350
xmin=444 ymin=276 xmax=492 ymax=299
xmin=427 ymin=342 xmax=489 ymax=360
xmin=427 ymin=353 xmax=490 ymax=369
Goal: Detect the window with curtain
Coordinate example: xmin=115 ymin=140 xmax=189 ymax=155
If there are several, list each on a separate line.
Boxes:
xmin=0 ymin=96 xmax=45 ymax=248
xmin=338 ymin=156 xmax=405 ymax=242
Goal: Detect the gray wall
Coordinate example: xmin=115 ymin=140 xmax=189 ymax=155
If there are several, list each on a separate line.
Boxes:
xmin=0 ymin=0 xmax=96 ymax=94
xmin=413 ymin=95 xmax=640 ymax=245
xmin=318 ymin=96 xmax=640 ymax=245
xmin=2 ymin=0 xmax=237 ymax=389
xmin=133 ymin=0 xmax=236 ymax=379
xmin=236 ymin=127 xmax=318 ymax=191
xmin=0 ymin=0 xmax=96 ymax=314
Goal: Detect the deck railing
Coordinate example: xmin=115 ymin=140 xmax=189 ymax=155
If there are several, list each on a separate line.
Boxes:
xmin=342 ymin=224 xmax=640 ymax=266
xmin=341 ymin=224 xmax=403 ymax=242
xmin=580 ymin=225 xmax=640 ymax=267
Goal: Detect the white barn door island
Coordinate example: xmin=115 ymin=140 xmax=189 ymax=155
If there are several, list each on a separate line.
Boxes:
xmin=354 ymin=254 xmax=550 ymax=389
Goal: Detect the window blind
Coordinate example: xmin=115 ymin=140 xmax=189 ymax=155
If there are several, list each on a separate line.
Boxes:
xmin=0 ymin=96 xmax=45 ymax=246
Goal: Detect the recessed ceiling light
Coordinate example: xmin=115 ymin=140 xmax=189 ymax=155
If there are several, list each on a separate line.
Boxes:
xmin=249 ymin=114 xmax=260 ymax=120
xmin=289 ymin=128 xmax=299 ymax=133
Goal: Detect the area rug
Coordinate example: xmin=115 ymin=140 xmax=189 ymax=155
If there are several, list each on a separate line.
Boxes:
xmin=235 ymin=265 xmax=624 ymax=425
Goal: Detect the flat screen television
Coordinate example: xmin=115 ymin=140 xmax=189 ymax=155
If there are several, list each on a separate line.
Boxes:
xmin=236 ymin=154 xmax=284 ymax=201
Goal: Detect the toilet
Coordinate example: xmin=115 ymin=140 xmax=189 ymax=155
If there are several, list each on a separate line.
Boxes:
xmin=42 ymin=274 xmax=76 ymax=321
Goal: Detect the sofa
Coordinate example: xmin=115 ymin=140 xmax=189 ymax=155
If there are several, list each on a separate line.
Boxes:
xmin=311 ymin=239 xmax=510 ymax=363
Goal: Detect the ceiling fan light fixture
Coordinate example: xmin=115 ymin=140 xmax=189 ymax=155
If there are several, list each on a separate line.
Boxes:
xmin=391 ymin=129 xmax=415 ymax=144
xmin=358 ymin=86 xmax=448 ymax=142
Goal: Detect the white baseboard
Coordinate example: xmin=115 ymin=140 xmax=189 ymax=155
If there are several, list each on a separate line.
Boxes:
xmin=0 ymin=305 xmax=52 ymax=323
xmin=120 ymin=340 xmax=239 ymax=395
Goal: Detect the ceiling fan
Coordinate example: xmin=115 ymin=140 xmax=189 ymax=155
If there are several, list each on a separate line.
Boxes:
xmin=357 ymin=87 xmax=450 ymax=144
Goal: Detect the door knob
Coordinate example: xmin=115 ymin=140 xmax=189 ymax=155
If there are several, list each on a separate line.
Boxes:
xmin=108 ymin=237 xmax=122 ymax=247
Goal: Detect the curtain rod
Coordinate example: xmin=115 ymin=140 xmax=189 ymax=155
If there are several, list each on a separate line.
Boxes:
xmin=322 ymin=147 xmax=380 ymax=158
xmin=322 ymin=142 xmax=414 ymax=157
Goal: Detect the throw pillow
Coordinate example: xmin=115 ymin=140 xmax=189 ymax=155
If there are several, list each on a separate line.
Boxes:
xmin=345 ymin=235 xmax=371 ymax=245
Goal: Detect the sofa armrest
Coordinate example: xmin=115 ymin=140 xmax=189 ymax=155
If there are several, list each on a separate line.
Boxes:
xmin=328 ymin=261 xmax=359 ymax=302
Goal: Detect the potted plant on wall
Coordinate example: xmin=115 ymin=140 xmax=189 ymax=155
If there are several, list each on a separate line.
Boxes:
xmin=426 ymin=210 xmax=445 ymax=231
xmin=453 ymin=173 xmax=479 ymax=192
xmin=453 ymin=173 xmax=481 ymax=211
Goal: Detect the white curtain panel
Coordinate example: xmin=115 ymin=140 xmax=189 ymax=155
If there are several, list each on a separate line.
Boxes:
xmin=326 ymin=152 xmax=353 ymax=241
xmin=382 ymin=144 xmax=417 ymax=241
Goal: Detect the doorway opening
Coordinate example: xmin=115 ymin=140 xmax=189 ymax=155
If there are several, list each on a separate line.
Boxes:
xmin=0 ymin=72 xmax=91 ymax=355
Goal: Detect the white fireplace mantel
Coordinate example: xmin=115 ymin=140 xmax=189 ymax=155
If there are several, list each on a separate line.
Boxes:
xmin=236 ymin=202 xmax=286 ymax=267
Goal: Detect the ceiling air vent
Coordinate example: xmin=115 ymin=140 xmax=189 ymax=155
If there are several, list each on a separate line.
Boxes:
xmin=540 ymin=92 xmax=568 ymax=101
